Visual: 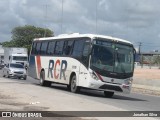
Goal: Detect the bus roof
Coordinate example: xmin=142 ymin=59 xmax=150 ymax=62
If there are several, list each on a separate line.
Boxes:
xmin=34 ymin=33 xmax=132 ymax=44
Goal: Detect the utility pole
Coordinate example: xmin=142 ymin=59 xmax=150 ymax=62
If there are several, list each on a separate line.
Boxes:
xmin=61 ymin=0 xmax=64 ymax=34
xmin=44 ymin=4 xmax=48 ymax=37
xmin=138 ymin=42 xmax=142 ymax=55
xmin=138 ymin=42 xmax=143 ymax=68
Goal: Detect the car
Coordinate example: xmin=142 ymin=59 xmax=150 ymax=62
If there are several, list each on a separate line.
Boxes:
xmin=2 ymin=63 xmax=27 ymax=80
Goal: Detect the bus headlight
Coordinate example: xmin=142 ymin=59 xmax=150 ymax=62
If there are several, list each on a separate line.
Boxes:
xmin=124 ymin=78 xmax=133 ymax=85
xmin=90 ymin=72 xmax=99 ymax=80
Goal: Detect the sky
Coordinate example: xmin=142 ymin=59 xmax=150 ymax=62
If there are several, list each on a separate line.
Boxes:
xmin=0 ymin=0 xmax=160 ymax=52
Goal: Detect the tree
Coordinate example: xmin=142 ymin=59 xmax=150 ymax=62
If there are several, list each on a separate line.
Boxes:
xmin=2 ymin=25 xmax=54 ymax=53
xmin=2 ymin=41 xmax=16 ymax=47
xmin=12 ymin=25 xmax=53 ymax=48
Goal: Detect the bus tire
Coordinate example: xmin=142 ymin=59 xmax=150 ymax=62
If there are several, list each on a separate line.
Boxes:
xmin=67 ymin=85 xmax=71 ymax=91
xmin=40 ymin=71 xmax=51 ymax=87
xmin=104 ymin=91 xmax=114 ymax=98
xmin=70 ymin=75 xmax=80 ymax=93
xmin=23 ymin=76 xmax=27 ymax=80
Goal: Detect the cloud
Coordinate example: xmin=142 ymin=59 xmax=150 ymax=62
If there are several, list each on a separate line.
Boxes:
xmin=0 ymin=0 xmax=160 ymax=52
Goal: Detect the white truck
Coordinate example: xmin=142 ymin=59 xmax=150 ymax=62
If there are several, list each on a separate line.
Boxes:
xmin=0 ymin=45 xmax=4 ymax=69
xmin=4 ymin=47 xmax=28 ymax=68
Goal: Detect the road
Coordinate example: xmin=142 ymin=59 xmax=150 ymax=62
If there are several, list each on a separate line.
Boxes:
xmin=24 ymin=78 xmax=160 ymax=111
xmin=0 ymin=70 xmax=159 ymax=119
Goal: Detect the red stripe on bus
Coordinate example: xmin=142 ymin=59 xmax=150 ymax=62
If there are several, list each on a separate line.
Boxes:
xmin=54 ymin=59 xmax=60 ymax=79
xmin=36 ymin=56 xmax=41 ymax=77
xmin=95 ymin=72 xmax=103 ymax=81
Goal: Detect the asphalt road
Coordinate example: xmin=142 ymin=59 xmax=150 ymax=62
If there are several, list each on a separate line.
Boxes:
xmin=0 ymin=70 xmax=160 ymax=111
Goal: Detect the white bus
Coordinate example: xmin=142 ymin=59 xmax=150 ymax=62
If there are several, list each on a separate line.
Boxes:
xmin=28 ymin=33 xmax=135 ymax=97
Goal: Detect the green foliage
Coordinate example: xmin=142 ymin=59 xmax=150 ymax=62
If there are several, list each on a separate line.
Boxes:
xmin=12 ymin=25 xmax=54 ymax=47
xmin=2 ymin=41 xmax=17 ymax=47
xmin=153 ymin=56 xmax=160 ymax=64
xmin=2 ymin=25 xmax=54 ymax=52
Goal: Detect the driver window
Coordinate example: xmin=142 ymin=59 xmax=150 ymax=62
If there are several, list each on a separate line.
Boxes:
xmin=83 ymin=43 xmax=90 ymax=57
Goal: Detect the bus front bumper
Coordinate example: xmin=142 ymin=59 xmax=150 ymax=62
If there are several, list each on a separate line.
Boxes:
xmin=87 ymin=79 xmax=132 ymax=94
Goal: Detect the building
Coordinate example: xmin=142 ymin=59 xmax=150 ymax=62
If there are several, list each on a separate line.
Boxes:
xmin=136 ymin=51 xmax=160 ymax=65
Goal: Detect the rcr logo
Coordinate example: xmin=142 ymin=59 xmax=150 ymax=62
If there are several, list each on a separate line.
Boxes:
xmin=48 ymin=60 xmax=67 ymax=80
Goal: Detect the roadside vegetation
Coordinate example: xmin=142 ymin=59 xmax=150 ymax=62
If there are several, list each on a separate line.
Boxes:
xmin=2 ymin=25 xmax=54 ymax=54
xmin=140 ymin=55 xmax=160 ymax=69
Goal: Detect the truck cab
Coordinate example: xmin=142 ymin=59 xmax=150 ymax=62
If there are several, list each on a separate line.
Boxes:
xmin=4 ymin=48 xmax=29 ymax=69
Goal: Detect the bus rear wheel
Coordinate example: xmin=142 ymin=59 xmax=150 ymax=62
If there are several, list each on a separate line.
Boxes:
xmin=40 ymin=71 xmax=51 ymax=87
xmin=70 ymin=75 xmax=80 ymax=93
xmin=104 ymin=91 xmax=114 ymax=98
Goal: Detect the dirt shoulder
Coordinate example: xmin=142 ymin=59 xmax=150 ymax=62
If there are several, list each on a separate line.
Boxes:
xmin=132 ymin=67 xmax=160 ymax=96
xmin=134 ymin=67 xmax=160 ymax=80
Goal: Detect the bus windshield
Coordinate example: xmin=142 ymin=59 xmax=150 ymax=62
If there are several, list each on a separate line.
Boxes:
xmin=90 ymin=39 xmax=134 ymax=75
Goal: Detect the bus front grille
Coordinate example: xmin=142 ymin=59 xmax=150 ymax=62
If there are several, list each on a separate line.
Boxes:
xmin=99 ymin=84 xmax=123 ymax=92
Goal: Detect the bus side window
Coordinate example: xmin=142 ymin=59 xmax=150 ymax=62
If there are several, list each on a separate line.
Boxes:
xmin=63 ymin=40 xmax=74 ymax=56
xmin=82 ymin=40 xmax=91 ymax=67
xmin=40 ymin=41 xmax=48 ymax=55
xmin=83 ymin=42 xmax=90 ymax=57
xmin=31 ymin=42 xmax=37 ymax=55
xmin=47 ymin=41 xmax=55 ymax=55
xmin=72 ymin=40 xmax=85 ymax=58
xmin=35 ymin=42 xmax=41 ymax=55
xmin=54 ymin=41 xmax=64 ymax=55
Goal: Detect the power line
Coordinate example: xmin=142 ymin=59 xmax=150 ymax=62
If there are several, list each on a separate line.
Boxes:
xmin=134 ymin=43 xmax=160 ymax=48
xmin=61 ymin=0 xmax=64 ymax=34
xmin=142 ymin=45 xmax=160 ymax=47
xmin=44 ymin=4 xmax=49 ymax=37
xmin=134 ymin=41 xmax=160 ymax=45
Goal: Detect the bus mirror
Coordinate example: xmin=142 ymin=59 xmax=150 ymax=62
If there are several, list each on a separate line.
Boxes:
xmin=134 ymin=48 xmax=136 ymax=54
xmin=133 ymin=48 xmax=136 ymax=62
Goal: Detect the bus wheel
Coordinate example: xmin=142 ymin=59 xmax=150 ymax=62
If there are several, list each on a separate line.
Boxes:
xmin=70 ymin=75 xmax=80 ymax=93
xmin=23 ymin=76 xmax=27 ymax=80
xmin=67 ymin=85 xmax=71 ymax=91
xmin=40 ymin=71 xmax=51 ymax=87
xmin=104 ymin=91 xmax=114 ymax=98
